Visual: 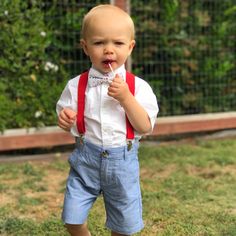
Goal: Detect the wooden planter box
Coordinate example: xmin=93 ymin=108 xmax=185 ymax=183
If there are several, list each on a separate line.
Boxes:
xmin=1 ymin=112 xmax=236 ymax=151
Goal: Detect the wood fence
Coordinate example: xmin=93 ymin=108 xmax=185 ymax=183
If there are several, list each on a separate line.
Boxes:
xmin=1 ymin=112 xmax=236 ymax=151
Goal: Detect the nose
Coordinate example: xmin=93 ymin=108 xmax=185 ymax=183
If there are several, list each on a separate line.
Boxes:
xmin=104 ymin=43 xmax=114 ymax=54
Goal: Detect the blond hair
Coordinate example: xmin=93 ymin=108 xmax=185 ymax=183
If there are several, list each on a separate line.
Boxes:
xmin=81 ymin=4 xmax=135 ymax=40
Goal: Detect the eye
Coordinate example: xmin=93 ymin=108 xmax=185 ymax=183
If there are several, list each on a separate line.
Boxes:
xmin=115 ymin=41 xmax=125 ymax=46
xmin=93 ymin=41 xmax=103 ymax=45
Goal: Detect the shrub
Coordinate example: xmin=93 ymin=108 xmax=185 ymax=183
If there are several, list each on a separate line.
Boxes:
xmin=131 ymin=0 xmax=236 ymax=115
xmin=0 ymin=0 xmax=68 ymax=131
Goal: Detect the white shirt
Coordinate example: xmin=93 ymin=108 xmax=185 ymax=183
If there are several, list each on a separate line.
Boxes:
xmin=56 ymin=65 xmax=159 ymax=147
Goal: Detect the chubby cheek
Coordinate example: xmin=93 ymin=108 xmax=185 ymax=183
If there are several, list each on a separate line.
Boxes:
xmin=118 ymin=53 xmax=130 ymax=64
xmin=89 ymin=53 xmax=100 ymax=64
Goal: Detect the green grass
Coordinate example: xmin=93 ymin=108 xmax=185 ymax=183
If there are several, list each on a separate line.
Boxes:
xmin=0 ymin=138 xmax=236 ymax=235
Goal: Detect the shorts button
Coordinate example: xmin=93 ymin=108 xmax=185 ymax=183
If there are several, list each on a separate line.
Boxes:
xmin=101 ymin=150 xmax=109 ymax=158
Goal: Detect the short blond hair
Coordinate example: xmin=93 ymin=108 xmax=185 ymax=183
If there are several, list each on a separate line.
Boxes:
xmin=81 ymin=4 xmax=135 ymax=40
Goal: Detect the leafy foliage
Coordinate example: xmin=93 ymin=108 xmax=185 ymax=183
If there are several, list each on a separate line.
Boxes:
xmin=0 ymin=0 xmax=68 ymax=131
xmin=131 ymin=0 xmax=236 ymax=115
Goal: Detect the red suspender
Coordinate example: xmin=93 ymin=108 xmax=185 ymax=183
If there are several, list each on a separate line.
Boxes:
xmin=125 ymin=72 xmax=135 ymax=140
xmin=76 ymin=71 xmax=135 ymax=140
xmin=76 ymin=71 xmax=89 ymax=135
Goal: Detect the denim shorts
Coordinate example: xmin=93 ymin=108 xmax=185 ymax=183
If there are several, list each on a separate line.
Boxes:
xmin=62 ymin=140 xmax=144 ymax=235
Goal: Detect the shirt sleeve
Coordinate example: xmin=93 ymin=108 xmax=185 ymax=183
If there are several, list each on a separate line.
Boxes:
xmin=135 ymin=77 xmax=159 ymax=133
xmin=56 ymin=77 xmax=80 ymax=137
xmin=56 ymin=76 xmax=79 ymax=115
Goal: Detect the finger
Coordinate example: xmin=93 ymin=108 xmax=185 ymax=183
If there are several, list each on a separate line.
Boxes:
xmin=58 ymin=116 xmax=73 ymax=128
xmin=58 ymin=120 xmax=70 ymax=130
xmin=112 ymin=77 xmax=122 ymax=83
xmin=58 ymin=124 xmax=70 ymax=132
xmin=108 ymin=86 xmax=119 ymax=94
xmin=109 ymin=81 xmax=122 ymax=89
xmin=60 ymin=110 xmax=70 ymax=121
xmin=107 ymin=89 xmax=119 ymax=98
xmin=63 ymin=109 xmax=77 ymax=119
xmin=114 ymin=73 xmax=122 ymax=79
xmin=107 ymin=91 xmax=115 ymax=98
xmin=58 ymin=121 xmax=69 ymax=129
xmin=60 ymin=112 xmax=75 ymax=124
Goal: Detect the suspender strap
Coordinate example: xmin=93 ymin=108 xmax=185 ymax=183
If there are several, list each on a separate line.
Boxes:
xmin=125 ymin=72 xmax=135 ymax=140
xmin=76 ymin=71 xmax=135 ymax=140
xmin=76 ymin=71 xmax=89 ymax=135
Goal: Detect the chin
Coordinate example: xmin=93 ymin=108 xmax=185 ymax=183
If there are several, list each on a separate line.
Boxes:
xmin=95 ymin=67 xmax=108 ymax=74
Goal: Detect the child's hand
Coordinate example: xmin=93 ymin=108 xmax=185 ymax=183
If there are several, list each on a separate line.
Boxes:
xmin=58 ymin=108 xmax=77 ymax=131
xmin=108 ymin=74 xmax=131 ymax=103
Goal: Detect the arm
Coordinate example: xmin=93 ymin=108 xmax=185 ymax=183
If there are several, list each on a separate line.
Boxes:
xmin=56 ymin=80 xmax=78 ymax=132
xmin=108 ymin=75 xmax=152 ymax=134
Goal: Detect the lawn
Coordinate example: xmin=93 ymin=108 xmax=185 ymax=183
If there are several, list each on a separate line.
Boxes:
xmin=0 ymin=137 xmax=236 ymax=235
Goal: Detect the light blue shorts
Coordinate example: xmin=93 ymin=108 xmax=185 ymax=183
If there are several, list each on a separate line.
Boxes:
xmin=62 ymin=140 xmax=144 ymax=235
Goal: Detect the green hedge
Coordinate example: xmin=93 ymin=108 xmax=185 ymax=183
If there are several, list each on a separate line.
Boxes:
xmin=0 ymin=0 xmax=68 ymax=131
xmin=0 ymin=0 xmax=235 ymax=131
xmin=131 ymin=0 xmax=236 ymax=115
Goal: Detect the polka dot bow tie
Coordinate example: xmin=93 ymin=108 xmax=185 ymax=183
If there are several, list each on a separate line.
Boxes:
xmin=87 ymin=68 xmax=124 ymax=87
xmin=88 ymin=74 xmax=113 ymax=87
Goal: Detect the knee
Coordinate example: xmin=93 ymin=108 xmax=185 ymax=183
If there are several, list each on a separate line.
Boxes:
xmin=65 ymin=223 xmax=89 ymax=236
xmin=111 ymin=231 xmax=130 ymax=236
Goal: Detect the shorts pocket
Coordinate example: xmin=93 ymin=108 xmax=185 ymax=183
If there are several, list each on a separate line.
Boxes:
xmin=116 ymin=153 xmax=139 ymax=186
xmin=125 ymin=154 xmax=140 ymax=183
xmin=68 ymin=148 xmax=84 ymax=169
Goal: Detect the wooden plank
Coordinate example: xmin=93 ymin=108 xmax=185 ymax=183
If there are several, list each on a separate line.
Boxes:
xmin=0 ymin=112 xmax=236 ymax=151
xmin=152 ymin=112 xmax=236 ymax=136
xmin=0 ymin=131 xmax=74 ymax=151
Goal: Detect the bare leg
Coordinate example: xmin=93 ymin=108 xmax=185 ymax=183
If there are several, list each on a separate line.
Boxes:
xmin=65 ymin=223 xmax=91 ymax=236
xmin=111 ymin=231 xmax=130 ymax=236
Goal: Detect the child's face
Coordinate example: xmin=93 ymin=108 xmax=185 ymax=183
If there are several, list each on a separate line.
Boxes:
xmin=81 ymin=13 xmax=135 ymax=74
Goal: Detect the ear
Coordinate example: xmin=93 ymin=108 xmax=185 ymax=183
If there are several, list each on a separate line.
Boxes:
xmin=128 ymin=40 xmax=136 ymax=56
xmin=80 ymin=39 xmax=89 ymax=55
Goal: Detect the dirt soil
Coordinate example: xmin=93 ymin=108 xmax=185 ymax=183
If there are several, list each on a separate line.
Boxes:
xmin=0 ymin=154 xmax=69 ymax=220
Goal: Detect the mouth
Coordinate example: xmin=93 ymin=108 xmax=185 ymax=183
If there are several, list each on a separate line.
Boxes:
xmin=102 ymin=59 xmax=115 ymax=65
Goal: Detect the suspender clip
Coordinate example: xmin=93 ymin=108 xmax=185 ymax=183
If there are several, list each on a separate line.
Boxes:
xmin=127 ymin=140 xmax=133 ymax=151
xmin=78 ymin=134 xmax=84 ymax=145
